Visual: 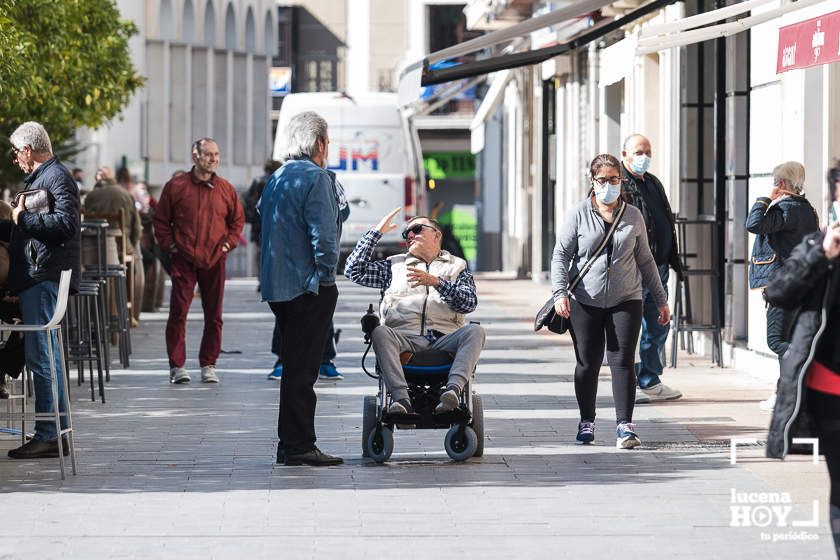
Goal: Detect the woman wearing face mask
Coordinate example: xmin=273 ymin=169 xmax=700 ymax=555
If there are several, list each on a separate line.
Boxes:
xmin=551 ymin=154 xmax=670 ymax=449
xmin=746 ymin=161 xmax=819 ymax=411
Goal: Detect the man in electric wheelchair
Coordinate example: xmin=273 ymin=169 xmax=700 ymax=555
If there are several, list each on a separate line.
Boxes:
xmin=345 ymin=207 xmax=486 ymax=461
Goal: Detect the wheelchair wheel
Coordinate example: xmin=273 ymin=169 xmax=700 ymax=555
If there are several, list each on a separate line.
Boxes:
xmin=362 ymin=395 xmax=377 ymax=458
xmin=444 ymin=425 xmax=477 ymax=461
xmin=471 ymin=394 xmax=484 ymax=458
xmin=367 ymin=426 xmax=394 ymax=463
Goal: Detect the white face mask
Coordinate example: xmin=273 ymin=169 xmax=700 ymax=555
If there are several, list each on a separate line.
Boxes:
xmin=593 ymin=182 xmax=621 ymax=204
xmin=630 ymin=154 xmax=651 ymax=175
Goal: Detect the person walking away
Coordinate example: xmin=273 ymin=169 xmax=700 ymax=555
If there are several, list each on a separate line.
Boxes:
xmin=620 ymin=134 xmax=683 ymax=403
xmin=1 ymin=122 xmax=80 ymax=459
xmin=552 ymin=154 xmax=670 ymax=449
xmin=746 ymin=161 xmax=819 ymax=411
xmin=259 ymin=111 xmax=343 ymax=466
xmin=765 ymin=165 xmax=840 ymax=553
xmin=153 ymin=138 xmax=244 ymax=384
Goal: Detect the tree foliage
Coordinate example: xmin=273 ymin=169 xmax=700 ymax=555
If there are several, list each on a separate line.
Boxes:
xmin=0 ymin=0 xmax=143 ymax=186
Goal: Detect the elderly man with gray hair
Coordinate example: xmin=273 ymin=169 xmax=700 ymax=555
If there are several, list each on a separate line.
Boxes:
xmin=747 ymin=160 xmax=819 ymax=411
xmin=259 ymin=111 xmax=344 ymax=466
xmin=1 ymin=122 xmax=80 ymax=459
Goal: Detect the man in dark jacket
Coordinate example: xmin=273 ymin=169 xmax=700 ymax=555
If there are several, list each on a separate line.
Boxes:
xmin=153 ymin=137 xmax=245 ymax=385
xmin=621 ymin=134 xmax=683 ymax=403
xmin=1 ymin=122 xmax=80 ymax=459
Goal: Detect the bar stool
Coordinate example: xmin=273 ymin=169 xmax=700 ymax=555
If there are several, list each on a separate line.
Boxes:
xmin=66 ymin=280 xmax=106 ymax=403
xmin=0 ymin=270 xmax=77 ymax=479
xmin=81 ymin=219 xmax=131 ymax=368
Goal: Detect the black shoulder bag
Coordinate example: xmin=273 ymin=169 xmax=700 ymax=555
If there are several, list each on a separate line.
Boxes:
xmin=534 ymin=201 xmax=627 ymax=334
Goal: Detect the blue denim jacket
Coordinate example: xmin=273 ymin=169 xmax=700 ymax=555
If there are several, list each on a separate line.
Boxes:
xmin=258 ymin=157 xmax=340 ymax=302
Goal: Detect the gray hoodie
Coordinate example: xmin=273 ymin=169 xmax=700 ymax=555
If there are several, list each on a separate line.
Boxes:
xmin=551 ymin=197 xmax=667 ymax=308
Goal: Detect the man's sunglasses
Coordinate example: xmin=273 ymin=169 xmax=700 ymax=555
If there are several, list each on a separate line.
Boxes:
xmin=401 ymin=223 xmax=439 ymax=240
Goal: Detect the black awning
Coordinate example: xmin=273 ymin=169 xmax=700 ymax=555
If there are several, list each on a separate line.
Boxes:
xmin=421 ymin=0 xmax=679 ymax=87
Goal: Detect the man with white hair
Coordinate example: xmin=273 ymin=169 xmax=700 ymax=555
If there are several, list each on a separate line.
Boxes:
xmin=153 ymin=137 xmax=244 ymax=385
xmin=259 ymin=111 xmax=343 ymax=466
xmin=747 ymin=160 xmax=819 ymax=410
xmin=1 ymin=121 xmax=80 ymax=459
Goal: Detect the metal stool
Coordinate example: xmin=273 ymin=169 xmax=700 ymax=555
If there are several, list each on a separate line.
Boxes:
xmin=66 ymin=281 xmax=106 ymax=403
xmin=82 ymin=220 xmax=131 ymax=368
xmin=0 ymin=270 xmax=77 ymax=479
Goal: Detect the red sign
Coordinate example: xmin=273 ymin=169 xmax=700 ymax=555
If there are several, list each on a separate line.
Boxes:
xmin=777 ymin=9 xmax=840 ymax=74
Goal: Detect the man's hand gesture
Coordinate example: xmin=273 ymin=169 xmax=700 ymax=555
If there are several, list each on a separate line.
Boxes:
xmin=12 ymin=195 xmax=25 ymax=224
xmin=376 ymin=207 xmax=402 ymax=234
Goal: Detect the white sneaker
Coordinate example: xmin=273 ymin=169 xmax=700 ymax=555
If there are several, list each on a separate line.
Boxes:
xmin=637 ymin=383 xmax=682 ymax=402
xmin=170 ymin=367 xmax=190 ymax=384
xmin=201 ymin=365 xmax=219 ymax=383
xmin=759 ymin=393 xmax=777 ymax=412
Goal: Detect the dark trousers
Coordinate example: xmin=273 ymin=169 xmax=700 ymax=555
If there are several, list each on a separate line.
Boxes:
xmin=806 ymin=388 xmax=840 ymax=556
xmin=165 ymin=253 xmax=226 ymax=368
xmin=568 ymin=298 xmax=643 ymax=424
xmin=269 ymin=284 xmax=338 ymax=455
xmin=766 ymin=303 xmax=794 ymax=359
xmin=272 ymin=319 xmax=337 ymax=365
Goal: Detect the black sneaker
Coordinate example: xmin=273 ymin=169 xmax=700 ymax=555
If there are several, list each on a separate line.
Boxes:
xmin=8 ymin=437 xmax=69 ymax=459
xmin=387 ymin=398 xmax=414 ymax=414
xmin=284 ymin=447 xmax=343 ymax=466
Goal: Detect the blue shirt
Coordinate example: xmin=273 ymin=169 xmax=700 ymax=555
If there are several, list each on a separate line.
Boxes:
xmin=258 ymin=157 xmax=340 ymax=302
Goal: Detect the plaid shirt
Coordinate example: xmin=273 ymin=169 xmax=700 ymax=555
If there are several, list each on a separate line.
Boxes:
xmin=344 ymin=229 xmax=478 ymax=314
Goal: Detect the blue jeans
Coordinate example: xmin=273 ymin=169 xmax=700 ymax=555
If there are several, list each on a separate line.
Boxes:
xmin=20 ymin=281 xmax=68 ymax=441
xmin=636 ymin=263 xmax=670 ymax=389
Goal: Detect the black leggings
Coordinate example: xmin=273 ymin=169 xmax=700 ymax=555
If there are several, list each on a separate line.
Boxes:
xmin=568 ymin=299 xmax=643 ymax=424
xmin=807 ymin=389 xmax=840 ymax=507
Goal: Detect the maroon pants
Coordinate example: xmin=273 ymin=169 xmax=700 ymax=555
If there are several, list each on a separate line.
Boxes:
xmin=165 ymin=252 xmax=226 ymax=368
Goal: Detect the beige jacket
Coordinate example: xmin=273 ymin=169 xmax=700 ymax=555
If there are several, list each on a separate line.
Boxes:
xmin=381 ymin=250 xmax=468 ymax=336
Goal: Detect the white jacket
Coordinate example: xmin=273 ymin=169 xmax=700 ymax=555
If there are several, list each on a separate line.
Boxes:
xmin=381 ymin=250 xmax=467 ymax=335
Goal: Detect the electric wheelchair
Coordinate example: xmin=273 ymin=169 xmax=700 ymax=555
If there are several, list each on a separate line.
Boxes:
xmin=359 ymin=305 xmax=484 ymax=463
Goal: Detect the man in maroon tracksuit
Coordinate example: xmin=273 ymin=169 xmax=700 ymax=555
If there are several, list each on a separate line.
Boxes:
xmin=153 ymin=137 xmax=245 ymax=384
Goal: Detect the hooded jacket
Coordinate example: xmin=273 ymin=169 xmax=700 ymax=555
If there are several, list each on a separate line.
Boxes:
xmin=765 ymin=231 xmax=838 ymax=458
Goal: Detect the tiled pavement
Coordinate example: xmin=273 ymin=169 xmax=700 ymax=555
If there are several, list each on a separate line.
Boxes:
xmin=0 ymin=277 xmax=832 ymax=559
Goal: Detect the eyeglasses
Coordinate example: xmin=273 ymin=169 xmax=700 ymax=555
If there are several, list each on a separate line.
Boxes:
xmin=593 ymin=176 xmax=621 ymax=186
xmin=402 ymin=223 xmax=439 ymax=240
xmin=10 ymin=145 xmax=20 ymax=162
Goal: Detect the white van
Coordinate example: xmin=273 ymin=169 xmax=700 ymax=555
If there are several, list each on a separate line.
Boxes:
xmin=272 ymin=92 xmax=425 ymax=257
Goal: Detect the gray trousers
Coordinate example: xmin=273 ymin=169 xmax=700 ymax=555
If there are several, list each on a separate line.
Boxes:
xmin=371 ymin=323 xmax=486 ymax=402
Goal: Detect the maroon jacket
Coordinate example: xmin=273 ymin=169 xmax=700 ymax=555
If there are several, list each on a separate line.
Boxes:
xmin=153 ymin=169 xmax=245 ymax=269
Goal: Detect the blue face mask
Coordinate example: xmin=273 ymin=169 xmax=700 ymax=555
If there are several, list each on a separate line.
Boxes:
xmin=593 ymin=182 xmax=621 ymax=204
xmin=630 ymin=154 xmax=651 ymax=175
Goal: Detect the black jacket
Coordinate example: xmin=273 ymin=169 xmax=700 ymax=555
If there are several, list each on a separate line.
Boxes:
xmin=765 ymin=231 xmax=837 ymax=458
xmin=620 ymin=163 xmax=684 ymax=280
xmin=0 ymin=157 xmax=81 ymax=294
xmin=746 ymin=195 xmax=818 ymax=289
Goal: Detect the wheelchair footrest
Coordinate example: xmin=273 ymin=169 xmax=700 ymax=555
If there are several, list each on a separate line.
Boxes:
xmin=383 ymin=407 xmax=471 ymax=430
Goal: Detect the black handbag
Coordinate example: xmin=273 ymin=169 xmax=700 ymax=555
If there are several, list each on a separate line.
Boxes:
xmin=535 ymin=201 xmax=627 ymax=334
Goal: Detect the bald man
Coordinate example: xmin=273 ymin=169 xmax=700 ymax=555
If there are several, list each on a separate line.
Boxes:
xmin=621 ymin=134 xmax=684 ymax=403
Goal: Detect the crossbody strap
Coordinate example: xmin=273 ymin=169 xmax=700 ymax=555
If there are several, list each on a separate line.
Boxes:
xmin=568 ymin=201 xmax=626 ymax=293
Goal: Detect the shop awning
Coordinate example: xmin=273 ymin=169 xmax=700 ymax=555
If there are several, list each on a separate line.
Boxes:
xmin=398 ymin=0 xmax=622 ymax=105
xmin=636 ymin=0 xmax=827 ymax=55
xmin=777 ymin=8 xmax=840 ymax=73
xmin=469 ymin=69 xmax=513 ymax=154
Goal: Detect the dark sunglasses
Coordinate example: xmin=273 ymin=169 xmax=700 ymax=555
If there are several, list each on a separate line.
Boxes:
xmin=401 ymin=223 xmax=438 ymax=240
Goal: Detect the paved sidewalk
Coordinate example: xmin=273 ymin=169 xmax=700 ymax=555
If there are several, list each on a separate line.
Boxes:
xmin=0 ymin=276 xmax=831 ymax=559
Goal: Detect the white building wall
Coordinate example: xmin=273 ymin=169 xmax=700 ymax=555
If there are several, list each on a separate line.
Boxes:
xmin=76 ymin=0 xmax=276 ymax=190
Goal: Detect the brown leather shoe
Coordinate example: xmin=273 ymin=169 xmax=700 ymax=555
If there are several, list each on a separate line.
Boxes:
xmin=284 ymin=447 xmax=343 ymax=466
xmin=8 ymin=437 xmax=69 ymax=459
